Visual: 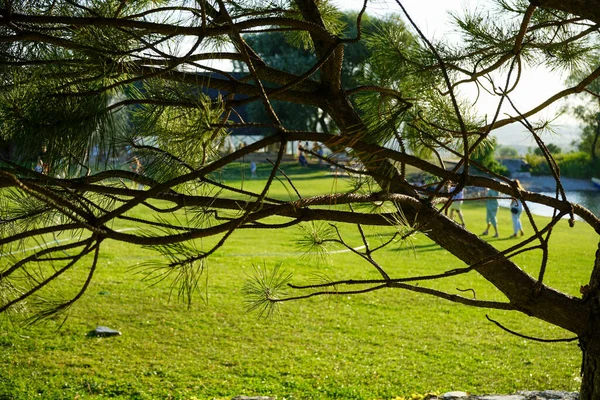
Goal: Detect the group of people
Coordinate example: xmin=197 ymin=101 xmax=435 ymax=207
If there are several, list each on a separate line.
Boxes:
xmin=446 ymin=180 xmax=525 ymax=239
xmin=480 ymin=181 xmax=525 ymax=239
xmin=297 ymin=142 xmax=324 ymax=167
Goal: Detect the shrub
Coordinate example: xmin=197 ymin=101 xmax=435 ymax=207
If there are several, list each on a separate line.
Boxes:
xmin=486 ymin=159 xmax=510 ymax=176
xmin=497 ymin=145 xmax=519 ymax=158
xmin=533 ymin=143 xmax=562 ymax=156
xmin=525 ymin=151 xmax=600 ymax=178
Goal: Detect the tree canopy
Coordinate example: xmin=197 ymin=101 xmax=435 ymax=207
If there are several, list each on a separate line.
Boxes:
xmin=1 ymin=0 xmax=600 ymax=397
xmin=569 ymin=63 xmax=600 ymax=161
xmin=231 ymin=11 xmax=416 ymax=134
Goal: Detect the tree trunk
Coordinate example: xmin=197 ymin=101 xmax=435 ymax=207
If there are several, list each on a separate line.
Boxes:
xmin=591 ymin=118 xmax=599 ymax=161
xmin=580 ymin=328 xmax=600 ymax=400
xmin=579 ymin=290 xmax=600 ymax=400
xmin=580 ymin=243 xmax=600 ymax=400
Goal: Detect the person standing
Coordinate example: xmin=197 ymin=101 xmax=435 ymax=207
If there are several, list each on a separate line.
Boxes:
xmin=316 ymin=145 xmax=324 ymax=167
xmin=481 ymin=188 xmax=499 ymax=238
xmin=131 ymin=156 xmax=144 ymax=190
xmin=34 ymin=144 xmax=49 ymax=174
xmin=298 ymin=152 xmax=308 ymax=167
xmin=449 ymin=186 xmax=466 ymax=227
xmin=510 ymin=180 xmax=525 ymax=238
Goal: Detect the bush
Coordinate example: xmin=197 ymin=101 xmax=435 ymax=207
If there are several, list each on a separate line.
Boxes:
xmin=525 ymin=151 xmax=600 ymax=178
xmin=486 ymin=159 xmax=510 ymax=176
xmin=497 ymin=145 xmax=519 ymax=158
xmin=533 ymin=143 xmax=562 ymax=156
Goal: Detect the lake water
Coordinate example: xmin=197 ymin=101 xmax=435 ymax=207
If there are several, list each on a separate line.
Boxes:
xmin=499 ymin=191 xmax=600 ymax=219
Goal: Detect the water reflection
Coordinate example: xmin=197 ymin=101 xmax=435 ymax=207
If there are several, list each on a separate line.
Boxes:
xmin=499 ymin=191 xmax=600 ymax=219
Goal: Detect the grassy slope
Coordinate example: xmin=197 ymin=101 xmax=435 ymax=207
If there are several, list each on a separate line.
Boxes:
xmin=0 ymin=163 xmax=595 ymax=399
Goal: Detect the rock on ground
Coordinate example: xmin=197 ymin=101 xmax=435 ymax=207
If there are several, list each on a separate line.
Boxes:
xmin=230 ymin=391 xmax=578 ymax=400
xmin=441 ymin=391 xmax=578 ymax=400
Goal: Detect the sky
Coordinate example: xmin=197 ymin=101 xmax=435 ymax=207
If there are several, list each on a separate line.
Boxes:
xmin=332 ymin=0 xmax=583 ymax=152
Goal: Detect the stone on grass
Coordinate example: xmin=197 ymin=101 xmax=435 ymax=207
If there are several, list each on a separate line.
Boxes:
xmin=518 ymin=392 xmax=579 ymax=400
xmin=88 ymin=326 xmax=122 ymax=337
xmin=231 ymin=397 xmax=274 ymax=400
xmin=440 ymin=392 xmax=578 ymax=400
xmin=480 ymin=395 xmax=524 ymax=400
xmin=443 ymin=392 xmax=470 ymax=399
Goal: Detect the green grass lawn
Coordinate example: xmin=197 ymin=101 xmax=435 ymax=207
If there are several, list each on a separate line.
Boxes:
xmin=0 ymin=163 xmax=595 ymax=399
